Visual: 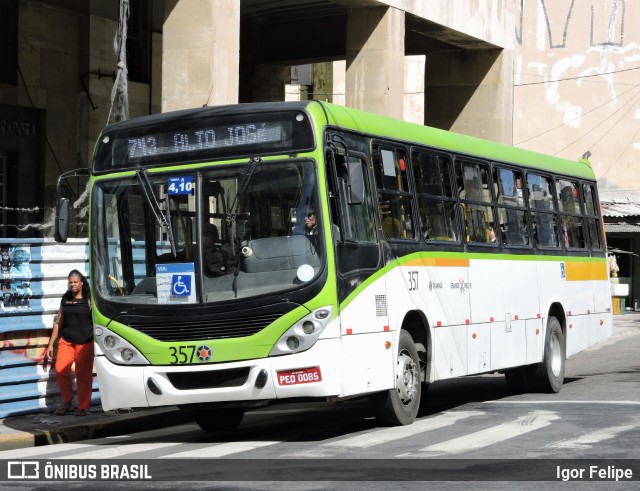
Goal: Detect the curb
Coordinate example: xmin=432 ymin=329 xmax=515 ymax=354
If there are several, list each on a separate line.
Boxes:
xmin=0 ymin=407 xmax=193 ymax=451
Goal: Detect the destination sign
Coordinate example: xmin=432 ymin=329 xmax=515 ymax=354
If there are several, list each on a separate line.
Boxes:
xmin=92 ymin=109 xmax=315 ymax=172
xmin=125 ymin=121 xmax=286 ymax=160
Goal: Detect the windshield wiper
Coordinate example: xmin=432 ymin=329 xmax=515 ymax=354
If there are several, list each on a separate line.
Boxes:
xmin=225 ymin=157 xmax=261 ymax=297
xmin=136 ymin=168 xmax=177 ymax=256
xmin=226 ymin=157 xmax=261 ymax=230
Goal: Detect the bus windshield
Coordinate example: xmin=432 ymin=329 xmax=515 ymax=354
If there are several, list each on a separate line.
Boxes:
xmin=92 ymin=159 xmax=323 ymax=305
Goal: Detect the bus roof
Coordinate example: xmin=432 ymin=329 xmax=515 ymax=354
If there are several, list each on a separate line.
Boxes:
xmin=307 ymin=101 xmax=596 ymax=181
xmin=99 ymin=100 xmax=595 ymax=181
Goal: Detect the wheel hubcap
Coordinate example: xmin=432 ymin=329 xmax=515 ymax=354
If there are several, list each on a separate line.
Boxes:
xmin=549 ymin=331 xmax=562 ymax=377
xmin=396 ymin=350 xmax=418 ymax=405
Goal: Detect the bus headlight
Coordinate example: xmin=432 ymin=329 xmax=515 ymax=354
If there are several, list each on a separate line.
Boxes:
xmin=286 ymin=337 xmax=300 ymax=350
xmin=94 ymin=326 xmax=149 ymax=365
xmin=302 ymin=321 xmax=315 ymax=334
xmin=104 ymin=335 xmax=117 ymax=349
xmin=270 ymin=306 xmax=334 ymax=356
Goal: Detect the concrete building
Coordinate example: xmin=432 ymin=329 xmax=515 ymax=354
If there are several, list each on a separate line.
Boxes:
xmin=0 ymin=0 xmax=638 ymax=298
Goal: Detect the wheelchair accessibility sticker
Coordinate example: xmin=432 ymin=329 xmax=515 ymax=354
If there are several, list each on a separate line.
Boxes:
xmin=156 ymin=263 xmax=196 ymax=304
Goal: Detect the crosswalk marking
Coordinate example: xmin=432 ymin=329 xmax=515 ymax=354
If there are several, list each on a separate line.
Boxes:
xmin=328 ymin=410 xmax=485 ymax=448
xmin=0 ymin=424 xmax=200 ymax=460
xmin=161 ymin=440 xmax=280 ymax=458
xmin=485 ymin=400 xmax=640 ymax=405
xmin=0 ymin=442 xmax=94 ymax=459
xmin=404 ymin=410 xmax=560 ymax=456
xmin=282 ymin=410 xmax=485 ymax=457
xmin=545 ymin=423 xmax=638 ymax=450
xmin=58 ymin=442 xmax=184 ymax=459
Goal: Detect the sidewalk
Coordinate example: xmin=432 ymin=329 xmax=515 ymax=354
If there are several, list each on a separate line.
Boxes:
xmin=1 ymin=312 xmax=638 ymax=452
xmin=0 ymin=405 xmax=193 ymax=451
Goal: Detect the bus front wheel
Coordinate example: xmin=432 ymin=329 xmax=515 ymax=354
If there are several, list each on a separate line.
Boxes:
xmin=192 ymin=407 xmax=245 ymax=432
xmin=370 ymin=330 xmax=421 ymax=426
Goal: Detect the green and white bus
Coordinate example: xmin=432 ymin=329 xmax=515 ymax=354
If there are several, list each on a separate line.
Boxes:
xmin=56 ymin=101 xmax=612 ymax=430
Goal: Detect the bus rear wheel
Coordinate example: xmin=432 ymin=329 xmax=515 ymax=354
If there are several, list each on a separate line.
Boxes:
xmin=192 ymin=407 xmax=245 ymax=432
xmin=532 ymin=316 xmax=565 ymax=393
xmin=370 ymin=330 xmax=421 ymax=426
xmin=504 ymin=316 xmax=565 ymax=394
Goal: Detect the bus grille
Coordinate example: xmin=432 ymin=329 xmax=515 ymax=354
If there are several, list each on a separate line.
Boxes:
xmin=167 ymin=367 xmax=250 ymax=390
xmin=125 ymin=312 xmax=283 ymax=342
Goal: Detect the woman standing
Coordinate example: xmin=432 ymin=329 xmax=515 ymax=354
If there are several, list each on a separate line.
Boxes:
xmin=46 ymin=269 xmax=94 ymax=416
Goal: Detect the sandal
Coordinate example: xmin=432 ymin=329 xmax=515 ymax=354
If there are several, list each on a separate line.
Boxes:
xmin=55 ymin=404 xmax=73 ymax=416
xmin=75 ymin=409 xmax=87 ymax=417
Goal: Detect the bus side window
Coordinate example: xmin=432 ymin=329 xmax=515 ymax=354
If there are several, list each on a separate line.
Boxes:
xmin=556 ymin=178 xmax=585 ymax=249
xmin=583 ymin=183 xmax=603 ymax=251
xmin=372 ymin=146 xmax=415 ymax=240
xmin=493 ymin=166 xmax=529 ymax=247
xmin=456 ymin=160 xmax=495 ymax=245
xmin=328 ymin=147 xmax=379 ymax=274
xmin=527 ymin=173 xmax=559 ymax=248
xmin=332 ymin=154 xmax=376 ymax=243
xmin=411 ymin=150 xmax=458 ymax=242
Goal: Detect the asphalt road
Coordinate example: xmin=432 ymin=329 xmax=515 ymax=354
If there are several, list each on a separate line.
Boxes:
xmin=1 ymin=313 xmax=639 ymax=490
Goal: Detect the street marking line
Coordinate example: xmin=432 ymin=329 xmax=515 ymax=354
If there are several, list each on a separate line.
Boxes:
xmin=161 ymin=440 xmax=279 ymax=458
xmin=0 ymin=443 xmax=94 ymax=460
xmin=405 ymin=410 xmax=559 ymax=456
xmin=281 ymin=411 xmax=485 ymax=458
xmin=58 ymin=441 xmax=184 ymax=459
xmin=545 ymin=423 xmax=639 ymax=450
xmin=327 ymin=410 xmax=485 ymax=449
xmin=484 ymin=400 xmax=640 ymax=405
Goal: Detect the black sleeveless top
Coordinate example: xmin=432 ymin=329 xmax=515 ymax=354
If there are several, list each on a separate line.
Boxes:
xmin=60 ymin=296 xmax=93 ymax=344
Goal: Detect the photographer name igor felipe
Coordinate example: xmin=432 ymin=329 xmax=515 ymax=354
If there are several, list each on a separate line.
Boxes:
xmin=557 ymin=464 xmax=633 ymax=482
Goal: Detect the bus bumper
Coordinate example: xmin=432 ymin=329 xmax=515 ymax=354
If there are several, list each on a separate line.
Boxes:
xmin=95 ymin=337 xmax=343 ymax=411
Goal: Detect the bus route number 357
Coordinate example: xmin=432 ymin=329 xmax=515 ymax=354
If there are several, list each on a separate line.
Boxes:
xmin=277 ymin=367 xmax=322 ymax=386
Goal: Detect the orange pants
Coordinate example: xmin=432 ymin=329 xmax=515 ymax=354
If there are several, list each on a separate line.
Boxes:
xmin=55 ymin=338 xmax=95 ymax=410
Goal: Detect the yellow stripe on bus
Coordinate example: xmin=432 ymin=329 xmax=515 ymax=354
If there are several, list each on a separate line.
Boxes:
xmin=565 ymin=261 xmax=608 ymax=281
xmin=403 ymin=257 xmax=470 ymax=268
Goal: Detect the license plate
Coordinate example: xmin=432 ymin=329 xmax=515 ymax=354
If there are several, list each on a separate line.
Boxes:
xmin=277 ymin=367 xmax=322 ymax=386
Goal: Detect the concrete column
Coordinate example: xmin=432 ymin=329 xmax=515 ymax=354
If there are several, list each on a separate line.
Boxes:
xmin=162 ymin=0 xmax=240 ymax=112
xmin=345 ymin=7 xmax=405 ymax=119
xmin=285 ymin=84 xmax=309 ymax=101
xmin=404 ymin=55 xmax=426 ymax=125
xmin=249 ymin=65 xmax=288 ymax=102
xmin=425 ymin=48 xmax=514 ymax=144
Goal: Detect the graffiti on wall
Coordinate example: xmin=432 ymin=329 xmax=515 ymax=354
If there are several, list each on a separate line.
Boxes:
xmin=0 ymin=331 xmax=49 ymax=364
xmin=516 ymin=0 xmax=626 ymax=48
xmin=1 ymin=245 xmax=32 ymax=312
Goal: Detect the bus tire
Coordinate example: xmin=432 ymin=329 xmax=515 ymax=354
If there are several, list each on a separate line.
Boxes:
xmin=193 ymin=407 xmax=245 ymax=432
xmin=370 ymin=330 xmax=421 ymax=426
xmin=532 ymin=316 xmax=565 ymax=393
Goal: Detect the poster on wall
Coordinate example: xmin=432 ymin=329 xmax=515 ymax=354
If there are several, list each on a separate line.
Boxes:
xmin=1 ymin=245 xmax=32 ymax=312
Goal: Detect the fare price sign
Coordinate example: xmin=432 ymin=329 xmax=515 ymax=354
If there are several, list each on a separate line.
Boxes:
xmin=167 ymin=176 xmax=193 ymax=195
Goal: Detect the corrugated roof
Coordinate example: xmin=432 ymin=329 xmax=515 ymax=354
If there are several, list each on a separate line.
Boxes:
xmin=600 ymin=201 xmax=640 ymax=218
xmin=604 ymin=222 xmax=640 ymax=233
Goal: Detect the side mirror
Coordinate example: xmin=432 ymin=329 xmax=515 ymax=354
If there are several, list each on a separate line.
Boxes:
xmin=55 ymin=198 xmax=69 ymax=243
xmin=347 ymin=159 xmax=364 ymax=205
